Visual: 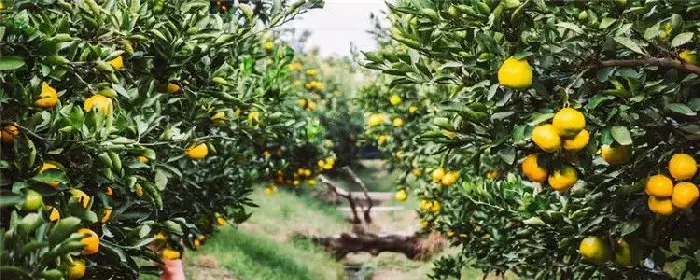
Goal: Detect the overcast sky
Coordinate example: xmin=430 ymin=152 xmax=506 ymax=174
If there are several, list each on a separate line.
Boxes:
xmin=284 ymin=0 xmax=389 ymax=57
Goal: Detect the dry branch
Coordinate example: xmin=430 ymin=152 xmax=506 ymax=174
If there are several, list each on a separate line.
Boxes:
xmin=302 ymin=232 xmax=445 ymax=260
xmin=319 ymin=175 xmax=362 ymax=224
xmin=342 ymin=167 xmax=373 ymax=224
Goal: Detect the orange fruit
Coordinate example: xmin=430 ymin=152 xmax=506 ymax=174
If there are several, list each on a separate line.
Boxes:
xmin=644 ymin=174 xmax=673 ymax=197
xmin=531 ymin=124 xmax=561 ymax=153
xmin=552 ymin=108 xmax=586 ymax=138
xmin=184 ymin=143 xmax=209 ymax=160
xmin=100 ymin=209 xmax=112 ymax=224
xmin=441 ymin=171 xmax=461 ymax=186
xmin=672 ymin=182 xmax=699 ymax=209
xmin=432 ymin=168 xmax=446 ymax=183
xmin=579 ymin=236 xmax=611 ymax=263
xmin=78 ymin=228 xmax=99 ymax=255
xmin=83 ymin=94 xmax=113 ymax=113
xmin=1 ymin=123 xmax=20 ymax=144
xmin=521 ymin=154 xmax=547 ymax=182
xmin=498 ymin=57 xmax=532 ymax=89
xmin=648 ymin=196 xmax=674 ymax=215
xmin=162 ymin=248 xmax=181 ymax=260
xmin=668 ymin=153 xmax=697 ymax=181
xmin=562 ymin=129 xmax=589 ymax=152
xmin=601 ymin=145 xmax=631 ymax=165
xmin=35 ymin=82 xmax=58 ymax=109
xmin=67 ymin=259 xmax=86 ymax=280
xmin=548 ymin=165 xmax=577 ymax=191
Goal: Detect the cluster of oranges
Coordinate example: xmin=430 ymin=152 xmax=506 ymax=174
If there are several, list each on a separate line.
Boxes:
xmin=431 ymin=168 xmax=461 ymax=187
xmin=304 ymin=81 xmax=325 ymax=92
xmin=645 ymin=154 xmax=698 ymax=215
xmin=420 ymin=199 xmax=442 ymax=213
xmin=317 ymin=156 xmax=335 ymax=170
xmin=297 ymin=97 xmax=318 ymax=112
xmin=522 ymin=108 xmax=587 ymax=191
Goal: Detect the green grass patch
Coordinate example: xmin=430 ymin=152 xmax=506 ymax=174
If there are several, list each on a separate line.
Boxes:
xmin=188 ymin=227 xmax=342 ymax=280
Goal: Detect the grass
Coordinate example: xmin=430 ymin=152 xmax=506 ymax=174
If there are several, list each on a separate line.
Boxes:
xmin=183 ymin=188 xmax=346 ymax=280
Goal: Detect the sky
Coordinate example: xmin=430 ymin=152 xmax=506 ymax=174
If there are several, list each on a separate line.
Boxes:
xmin=284 ymin=0 xmax=389 ymax=57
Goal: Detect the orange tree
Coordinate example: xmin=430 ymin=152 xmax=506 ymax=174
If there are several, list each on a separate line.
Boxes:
xmin=362 ymin=0 xmax=700 ymax=279
xmin=0 ymin=0 xmax=322 ymax=279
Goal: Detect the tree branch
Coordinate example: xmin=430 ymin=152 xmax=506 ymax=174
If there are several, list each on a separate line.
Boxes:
xmin=319 ymin=175 xmax=361 ymax=224
xmin=342 ymin=166 xmax=373 ymax=224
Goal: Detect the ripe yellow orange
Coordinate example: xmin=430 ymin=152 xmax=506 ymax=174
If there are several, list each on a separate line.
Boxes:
xmin=78 ymin=228 xmax=99 ymax=255
xmin=601 ymin=145 xmax=631 ymax=165
xmin=265 ymin=185 xmax=277 ymax=196
xmin=36 ymin=82 xmax=58 ymax=109
xmin=486 ymin=170 xmax=499 ymax=179
xmin=100 ymin=209 xmax=112 ymax=224
xmin=108 ymin=55 xmax=123 ymax=70
xmin=409 ymin=106 xmax=418 ymax=113
xmin=185 ymin=143 xmax=209 ymax=160
xmin=105 ymin=187 xmax=113 ymax=196
xmin=83 ymin=94 xmax=113 ymax=113
xmin=648 ymin=196 xmax=674 ymax=215
xmin=672 ymin=182 xmax=699 ymax=209
xmin=210 ymin=112 xmax=226 ymax=126
xmin=441 ymin=171 xmax=461 ymax=186
xmin=305 ymin=69 xmax=318 ymax=76
xmin=395 ymin=189 xmax=407 ymax=202
xmin=167 ymin=83 xmax=181 ymax=94
xmin=162 ymin=248 xmax=181 ymax=260
xmin=644 ymin=174 xmax=673 ymax=197
xmin=137 ymin=156 xmax=149 ymax=164
xmin=298 ymin=98 xmax=308 ymax=107
xmin=419 ymin=199 xmax=432 ymax=211
xmin=368 ymin=113 xmax=384 ymax=127
xmin=497 ymin=57 xmax=533 ymax=89
xmin=39 ymin=162 xmax=61 ymax=188
xmin=680 ymin=50 xmax=697 ymax=65
xmin=668 ymin=153 xmax=697 ymax=181
xmin=67 ymin=259 xmax=86 ymax=280
xmin=216 ymin=216 xmax=226 ymax=225
xmin=562 ymin=129 xmax=589 ymax=152
xmin=552 ymin=108 xmax=586 ymax=138
xmin=548 ymin=165 xmax=577 ymax=191
xmin=49 ymin=207 xmax=60 ymax=222
xmin=307 ymin=101 xmax=317 ymax=111
xmin=579 ymin=237 xmax=610 ymax=263
xmin=430 ymin=200 xmax=442 ymax=212
xmin=1 ymin=123 xmax=20 ymax=144
xmin=69 ymin=189 xmax=90 ymax=208
xmin=392 ymin=117 xmax=404 ymax=127
xmin=377 ymin=135 xmax=388 ymax=145
xmin=531 ymin=124 xmax=561 ymax=153
xmin=307 ymin=179 xmax=317 ymax=185
xmin=432 ymin=168 xmax=446 ymax=183
xmin=390 ymin=94 xmax=402 ymax=106
xmin=264 ymin=41 xmax=274 ymax=51
xmin=135 ymin=184 xmax=144 ymax=197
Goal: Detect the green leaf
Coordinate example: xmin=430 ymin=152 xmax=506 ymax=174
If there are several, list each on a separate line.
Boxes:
xmin=671 ymin=32 xmax=694 ymax=47
xmin=555 ymin=22 xmax=584 ymax=34
xmin=48 ymin=217 xmax=82 ymax=245
xmin=599 ymin=17 xmax=617 ymax=29
xmin=613 ymin=37 xmax=645 ymax=54
xmin=0 ymin=56 xmax=26 ymax=71
xmin=666 ymin=103 xmax=697 ymax=116
xmin=527 ymin=112 xmax=554 ymax=126
xmin=611 ymin=126 xmax=632 ymax=145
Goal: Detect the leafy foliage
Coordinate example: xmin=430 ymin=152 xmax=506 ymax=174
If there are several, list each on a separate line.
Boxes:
xmin=361 ymin=0 xmax=700 ymax=279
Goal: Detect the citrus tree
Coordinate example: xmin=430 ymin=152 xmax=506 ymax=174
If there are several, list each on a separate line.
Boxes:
xmin=0 ymin=0 xmax=323 ymax=279
xmin=362 ymin=0 xmax=700 ymax=278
